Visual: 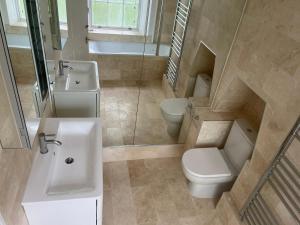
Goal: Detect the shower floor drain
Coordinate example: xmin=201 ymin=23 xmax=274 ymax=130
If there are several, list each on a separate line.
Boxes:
xmin=65 ymin=157 xmax=74 ymax=164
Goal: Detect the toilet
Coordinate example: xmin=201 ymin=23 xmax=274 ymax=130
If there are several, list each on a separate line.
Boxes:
xmin=182 ymin=119 xmax=257 ymax=198
xmin=160 ymin=74 xmax=211 ymax=136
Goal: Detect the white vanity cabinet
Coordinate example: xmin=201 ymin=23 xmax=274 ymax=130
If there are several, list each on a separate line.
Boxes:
xmin=51 ymin=61 xmax=101 ymax=117
xmin=23 ymin=197 xmax=102 ymax=225
xmin=54 ymin=91 xmax=100 ymax=117
xmin=22 ymin=118 xmax=103 ymax=225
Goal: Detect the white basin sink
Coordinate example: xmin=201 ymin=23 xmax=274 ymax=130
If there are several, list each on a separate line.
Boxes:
xmin=54 ymin=61 xmax=99 ymax=92
xmin=49 ymin=61 xmax=101 ymax=117
xmin=22 ymin=118 xmax=102 ymax=202
xmin=47 ymin=120 xmax=98 ymax=195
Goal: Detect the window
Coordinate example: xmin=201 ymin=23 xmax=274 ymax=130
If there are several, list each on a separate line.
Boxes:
xmin=57 ymin=0 xmax=67 ymax=24
xmin=17 ymin=0 xmax=26 ymax=20
xmin=90 ymin=0 xmax=140 ymax=29
xmin=15 ymin=0 xmax=67 ymax=24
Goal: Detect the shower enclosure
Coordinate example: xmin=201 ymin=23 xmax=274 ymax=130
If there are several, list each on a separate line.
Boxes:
xmin=92 ymin=0 xmax=178 ymax=146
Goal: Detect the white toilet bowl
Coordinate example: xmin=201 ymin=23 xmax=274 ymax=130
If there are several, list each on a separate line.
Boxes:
xmin=182 ymin=119 xmax=257 ymax=198
xmin=160 ymin=98 xmax=188 ymax=136
xmin=182 ymin=148 xmax=235 ymax=198
xmin=160 ymin=74 xmax=212 ymax=137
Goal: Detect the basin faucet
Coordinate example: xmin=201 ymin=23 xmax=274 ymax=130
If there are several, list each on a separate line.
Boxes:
xmin=39 ymin=133 xmax=62 ymax=154
xmin=58 ymin=60 xmax=71 ymax=76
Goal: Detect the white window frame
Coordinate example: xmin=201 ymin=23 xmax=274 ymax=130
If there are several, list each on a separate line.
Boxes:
xmin=0 ymin=0 xmax=25 ymax=26
xmin=14 ymin=0 xmax=26 ymax=21
xmin=2 ymin=0 xmax=66 ymax=27
xmin=88 ymin=0 xmax=143 ymax=31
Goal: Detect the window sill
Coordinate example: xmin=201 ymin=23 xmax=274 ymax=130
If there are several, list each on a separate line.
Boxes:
xmin=89 ymin=27 xmax=141 ymax=35
xmin=6 ymin=22 xmax=28 ymax=34
xmin=88 ymin=28 xmax=145 ymax=42
xmin=6 ymin=23 xmax=68 ymax=37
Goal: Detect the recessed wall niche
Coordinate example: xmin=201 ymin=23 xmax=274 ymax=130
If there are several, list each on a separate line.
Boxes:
xmin=194 ymin=79 xmax=265 ymax=158
xmin=214 ymin=77 xmax=266 ymax=131
xmin=186 ymin=42 xmax=216 ymax=98
xmin=241 ymin=88 xmax=266 ymax=131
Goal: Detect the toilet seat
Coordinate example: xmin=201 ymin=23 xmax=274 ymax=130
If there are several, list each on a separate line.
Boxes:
xmin=160 ymin=98 xmax=188 ymax=116
xmin=182 ymin=148 xmax=233 ymax=181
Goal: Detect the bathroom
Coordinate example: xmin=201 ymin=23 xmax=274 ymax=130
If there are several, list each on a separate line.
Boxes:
xmin=0 ymin=0 xmax=299 ymax=225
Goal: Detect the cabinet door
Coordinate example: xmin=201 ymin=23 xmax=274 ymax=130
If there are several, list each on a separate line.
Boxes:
xmin=54 ymin=92 xmax=97 ymax=117
xmin=24 ymin=198 xmax=97 ymax=225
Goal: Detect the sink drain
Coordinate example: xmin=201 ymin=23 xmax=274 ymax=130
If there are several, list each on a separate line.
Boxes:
xmin=65 ymin=157 xmax=74 ymax=164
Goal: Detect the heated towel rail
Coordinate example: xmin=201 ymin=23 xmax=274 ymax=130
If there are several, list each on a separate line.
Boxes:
xmin=240 ymin=118 xmax=300 ymax=225
xmin=166 ymin=0 xmax=193 ymax=90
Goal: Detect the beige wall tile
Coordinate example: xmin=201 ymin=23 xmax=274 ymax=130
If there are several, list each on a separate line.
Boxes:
xmin=196 ymin=121 xmax=233 ymax=148
xmin=8 ymin=48 xmax=36 ymax=84
xmin=90 ymin=54 xmax=166 ymax=82
xmin=0 ymin=62 xmax=22 ymax=148
xmin=175 ymin=0 xmax=246 ymax=104
xmin=203 ymin=1 xmax=300 ymax=222
xmin=0 ymin=150 xmax=34 ymax=225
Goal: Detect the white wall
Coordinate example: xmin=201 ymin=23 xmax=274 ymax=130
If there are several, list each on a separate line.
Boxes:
xmin=62 ymin=0 xmax=89 ymax=60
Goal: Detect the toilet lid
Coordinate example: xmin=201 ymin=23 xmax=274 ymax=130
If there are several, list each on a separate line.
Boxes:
xmin=160 ymin=98 xmax=188 ymax=116
xmin=182 ymin=148 xmax=232 ymax=178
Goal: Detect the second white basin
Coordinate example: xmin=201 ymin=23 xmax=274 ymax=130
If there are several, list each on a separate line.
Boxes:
xmin=54 ymin=61 xmax=99 ymax=92
xmin=51 ymin=61 xmax=101 ymax=117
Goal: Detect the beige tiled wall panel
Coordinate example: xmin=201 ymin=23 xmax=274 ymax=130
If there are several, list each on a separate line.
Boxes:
xmin=0 ymin=59 xmax=35 ymax=225
xmin=5 ymin=33 xmax=168 ymax=131
xmin=162 ymin=75 xmax=176 ymax=98
xmin=8 ymin=48 xmax=36 ymax=84
xmin=183 ymin=121 xmax=200 ymax=150
xmin=175 ymin=0 xmax=246 ymax=101
xmin=0 ymin=150 xmax=34 ymax=225
xmin=196 ymin=120 xmax=233 ymax=148
xmin=0 ymin=64 xmax=22 ymax=148
xmin=209 ymin=0 xmax=300 ymax=222
xmin=241 ymin=91 xmax=266 ymax=131
xmin=178 ymin=111 xmax=193 ymax=144
xmin=160 ymin=0 xmax=177 ymax=44
xmin=90 ymin=54 xmax=167 ymax=81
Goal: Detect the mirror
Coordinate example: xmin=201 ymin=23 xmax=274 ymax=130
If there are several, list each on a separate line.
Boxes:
xmin=38 ymin=0 xmax=67 ymax=58
xmin=36 ymin=0 xmax=178 ymax=146
xmin=49 ymin=0 xmax=62 ymax=50
xmin=0 ymin=0 xmax=49 ymax=148
xmin=0 ymin=0 xmax=247 ymax=149
xmin=30 ymin=0 xmax=245 ymax=147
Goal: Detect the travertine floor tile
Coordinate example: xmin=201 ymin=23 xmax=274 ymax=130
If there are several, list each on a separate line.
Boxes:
xmin=103 ymin=157 xmax=216 ymax=225
xmin=132 ymin=186 xmax=157 ymax=225
xmin=103 ymin=190 xmax=113 ymax=225
xmin=101 ymin=80 xmax=177 ymax=146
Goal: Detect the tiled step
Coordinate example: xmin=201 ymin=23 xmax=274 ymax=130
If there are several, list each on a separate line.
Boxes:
xmin=103 ymin=144 xmax=184 ymax=162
